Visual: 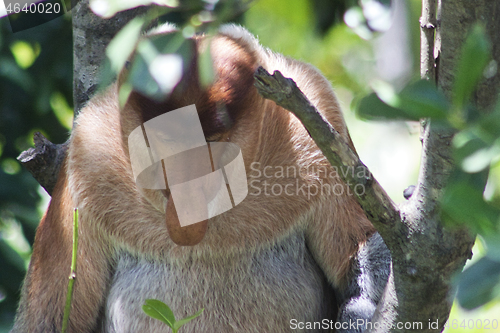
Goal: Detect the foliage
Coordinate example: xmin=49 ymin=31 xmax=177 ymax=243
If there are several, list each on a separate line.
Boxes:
xmin=356 ymin=24 xmax=500 ymax=310
xmin=0 ymin=14 xmax=73 ymax=331
xmin=96 ymin=0 xmax=254 ymax=107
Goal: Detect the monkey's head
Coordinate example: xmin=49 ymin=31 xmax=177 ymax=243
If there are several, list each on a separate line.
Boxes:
xmin=119 ymin=26 xmax=263 ymax=246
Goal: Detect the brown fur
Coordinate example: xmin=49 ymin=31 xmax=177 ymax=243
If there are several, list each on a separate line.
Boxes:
xmin=12 ymin=25 xmax=375 ymax=333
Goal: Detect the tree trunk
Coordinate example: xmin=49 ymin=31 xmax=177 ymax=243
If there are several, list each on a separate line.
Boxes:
xmin=18 ymin=0 xmax=150 ymax=195
xmin=370 ymin=0 xmax=500 ymax=331
xmin=72 ymin=0 xmax=149 ymax=113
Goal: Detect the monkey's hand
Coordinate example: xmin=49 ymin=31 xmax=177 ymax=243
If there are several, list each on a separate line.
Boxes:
xmin=336 ymin=233 xmax=391 ymax=333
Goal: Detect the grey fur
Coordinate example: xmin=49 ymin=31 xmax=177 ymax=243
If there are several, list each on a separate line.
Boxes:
xmin=336 ymin=233 xmax=391 ymax=332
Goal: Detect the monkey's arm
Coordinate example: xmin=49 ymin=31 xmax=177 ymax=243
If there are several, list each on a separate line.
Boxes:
xmin=306 ymin=197 xmax=390 ymax=332
xmin=11 ymin=162 xmax=110 ymax=333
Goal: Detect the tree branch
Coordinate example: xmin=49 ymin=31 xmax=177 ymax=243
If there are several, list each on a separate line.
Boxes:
xmin=254 ymin=67 xmax=401 ymax=242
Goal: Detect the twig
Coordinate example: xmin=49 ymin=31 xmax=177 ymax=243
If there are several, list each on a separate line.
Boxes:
xmin=420 ymin=0 xmax=437 ymax=81
xmin=61 ymin=208 xmax=79 ymax=333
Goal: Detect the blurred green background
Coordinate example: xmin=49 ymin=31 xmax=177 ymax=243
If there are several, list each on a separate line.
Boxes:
xmin=0 ymin=0 xmax=499 ymax=332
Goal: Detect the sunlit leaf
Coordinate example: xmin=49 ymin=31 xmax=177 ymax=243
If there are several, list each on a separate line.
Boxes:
xmin=198 ymin=37 xmax=215 ymax=87
xmin=98 ymin=58 xmax=116 ymax=91
xmin=483 ymin=234 xmax=500 ymax=261
xmin=457 ymin=257 xmax=500 ymax=309
xmin=106 ymin=16 xmax=145 ymax=74
xmin=441 ymin=179 xmax=498 ymax=233
xmin=397 ymin=80 xmax=449 ymax=119
xmin=142 ymin=299 xmax=175 ymax=327
xmin=128 ymin=51 xmax=161 ymax=99
xmin=453 ymin=110 xmax=500 ymax=173
xmin=118 ymin=82 xmax=133 ymax=109
xmin=476 ymin=99 xmax=500 ymax=142
xmin=362 ymin=0 xmax=392 ymax=32
xmin=49 ymin=91 xmax=74 ymax=130
xmin=356 ymin=93 xmax=408 ymax=120
xmin=454 ymin=130 xmax=491 ymax=172
xmin=10 ymin=41 xmax=40 ymax=69
xmin=0 ymin=219 xmax=32 ymax=271
xmin=150 ymin=33 xmax=185 ymax=54
xmin=356 ymin=80 xmax=449 ymax=121
xmin=461 ymin=145 xmax=500 ymax=173
xmin=452 ymin=24 xmax=491 ymax=109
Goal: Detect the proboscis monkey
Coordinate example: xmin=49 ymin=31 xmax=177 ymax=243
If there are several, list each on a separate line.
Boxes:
xmin=12 ymin=25 xmax=390 ymax=333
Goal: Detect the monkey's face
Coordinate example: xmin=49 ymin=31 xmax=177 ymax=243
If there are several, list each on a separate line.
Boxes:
xmin=119 ymin=32 xmax=261 ymax=246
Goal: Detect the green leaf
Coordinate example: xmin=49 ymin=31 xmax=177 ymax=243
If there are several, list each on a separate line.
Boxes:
xmin=198 ymin=39 xmax=215 ymax=88
xmin=106 ymin=16 xmax=146 ymax=75
xmin=461 ymin=144 xmax=500 ymax=173
xmin=98 ymin=58 xmax=116 ymax=92
xmin=441 ymin=177 xmax=497 ymax=233
xmin=453 ymin=130 xmax=495 ymax=173
xmin=453 ymin=108 xmax=500 ymax=173
xmin=452 ymin=24 xmax=491 ymax=109
xmin=0 ymin=57 xmax=34 ymax=91
xmin=90 ymin=0 xmax=178 ymax=18
xmin=457 ymin=257 xmax=500 ymax=309
xmin=397 ymin=80 xmax=449 ymax=119
xmin=125 ymin=36 xmax=194 ymax=101
xmin=476 ymin=99 xmax=500 ymax=142
xmin=172 ymin=308 xmax=204 ymax=331
xmin=356 ymin=80 xmax=449 ymax=121
xmin=356 ymin=93 xmax=408 ymax=121
xmin=128 ymin=51 xmax=162 ymax=99
xmin=142 ymin=299 xmax=176 ymax=327
xmin=150 ymin=32 xmax=185 ymax=54
xmin=483 ymin=234 xmax=500 ymax=261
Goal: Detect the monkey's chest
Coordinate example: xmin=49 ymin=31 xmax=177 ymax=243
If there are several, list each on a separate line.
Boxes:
xmin=103 ymin=235 xmax=335 ymax=333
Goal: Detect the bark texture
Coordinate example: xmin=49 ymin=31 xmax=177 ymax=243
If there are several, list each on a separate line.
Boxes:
xmin=437 ymin=0 xmax=500 ymax=112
